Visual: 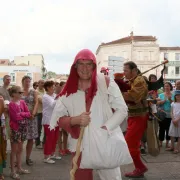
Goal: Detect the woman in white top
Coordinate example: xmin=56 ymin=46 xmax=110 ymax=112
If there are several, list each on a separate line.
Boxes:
xmin=42 ymin=81 xmax=61 ymax=164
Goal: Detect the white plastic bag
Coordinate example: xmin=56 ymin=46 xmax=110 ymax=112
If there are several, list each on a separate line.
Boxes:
xmin=80 ymin=124 xmax=133 ymax=169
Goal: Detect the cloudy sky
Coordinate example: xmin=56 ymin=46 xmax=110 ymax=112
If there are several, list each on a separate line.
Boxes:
xmin=0 ymin=0 xmax=180 ymax=74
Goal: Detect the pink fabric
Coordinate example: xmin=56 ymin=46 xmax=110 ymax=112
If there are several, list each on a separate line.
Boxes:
xmin=9 ymin=100 xmax=31 ymax=130
xmin=56 ymin=49 xmax=97 ymax=103
xmin=44 ymin=125 xmax=59 ymax=156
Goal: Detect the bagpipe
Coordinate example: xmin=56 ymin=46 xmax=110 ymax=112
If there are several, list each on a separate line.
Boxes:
xmin=114 ymin=60 xmax=168 ymax=92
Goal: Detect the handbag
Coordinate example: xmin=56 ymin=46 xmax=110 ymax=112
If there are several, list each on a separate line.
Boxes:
xmin=157 ymin=108 xmax=166 ymax=121
xmin=80 ymin=124 xmax=133 ymax=169
xmin=147 ymin=120 xmax=160 ymax=156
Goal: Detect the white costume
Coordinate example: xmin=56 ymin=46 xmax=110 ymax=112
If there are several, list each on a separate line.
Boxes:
xmin=50 ymin=74 xmax=132 ymax=180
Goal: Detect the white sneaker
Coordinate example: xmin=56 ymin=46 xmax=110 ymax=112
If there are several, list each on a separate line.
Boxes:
xmin=36 ymin=144 xmax=43 ymax=149
xmin=43 ymin=158 xmax=55 ymax=164
xmin=50 ymin=155 xmax=62 ymax=160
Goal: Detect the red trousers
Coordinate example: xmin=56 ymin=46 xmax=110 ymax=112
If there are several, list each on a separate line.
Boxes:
xmin=125 ymin=115 xmax=148 ymax=170
xmin=44 ymin=125 xmax=59 ymax=156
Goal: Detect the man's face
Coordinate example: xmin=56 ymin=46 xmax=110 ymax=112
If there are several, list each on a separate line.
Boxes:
xmin=4 ymin=76 xmax=11 ymax=86
xmin=176 ymin=81 xmax=180 ymax=90
xmin=76 ymin=60 xmax=94 ymax=80
xmin=38 ymin=80 xmax=44 ymax=89
xmin=124 ymin=65 xmax=133 ymax=79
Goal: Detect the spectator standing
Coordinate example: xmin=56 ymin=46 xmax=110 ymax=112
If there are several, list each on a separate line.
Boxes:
xmin=157 ymin=82 xmax=174 ymax=148
xmin=42 ymin=81 xmax=61 ymax=163
xmin=9 ymin=86 xmax=31 ymax=179
xmin=0 ymin=75 xmax=11 ymax=140
xmin=0 ymin=96 xmax=6 ymax=180
xmin=168 ymin=90 xmax=180 ymax=153
xmin=21 ymin=76 xmax=39 ymax=166
xmin=36 ymin=80 xmax=45 ymax=148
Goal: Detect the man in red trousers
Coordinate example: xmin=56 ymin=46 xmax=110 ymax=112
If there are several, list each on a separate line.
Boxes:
xmin=123 ymin=61 xmax=148 ymax=178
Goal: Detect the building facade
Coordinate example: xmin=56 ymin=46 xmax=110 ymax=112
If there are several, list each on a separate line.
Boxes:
xmin=160 ymin=47 xmax=180 ymax=83
xmin=14 ymin=54 xmax=47 ymax=79
xmin=96 ymin=32 xmax=162 ymax=78
xmin=0 ymin=66 xmax=41 ymax=86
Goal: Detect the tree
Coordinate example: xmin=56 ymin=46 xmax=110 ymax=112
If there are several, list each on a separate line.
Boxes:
xmin=47 ymin=71 xmax=57 ymax=79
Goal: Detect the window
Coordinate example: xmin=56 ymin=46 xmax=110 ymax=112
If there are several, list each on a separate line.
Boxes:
xmin=10 ymin=73 xmax=16 ymax=82
xmin=164 ymin=53 xmax=168 ymax=60
xmin=164 ymin=67 xmax=168 ymax=74
xmin=175 ymin=67 xmax=180 ymax=74
xmin=122 ymin=51 xmax=127 ymax=59
xmin=175 ymin=53 xmax=180 ymax=60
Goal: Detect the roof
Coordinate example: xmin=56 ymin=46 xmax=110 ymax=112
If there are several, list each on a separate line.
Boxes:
xmin=0 ymin=59 xmax=10 ymax=66
xmin=96 ymin=35 xmax=157 ymax=54
xmin=16 ymin=63 xmax=28 ymax=66
xmin=160 ymin=47 xmax=180 ymax=51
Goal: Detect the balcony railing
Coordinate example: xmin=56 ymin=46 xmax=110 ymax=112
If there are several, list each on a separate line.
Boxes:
xmin=165 ymin=61 xmax=180 ymax=66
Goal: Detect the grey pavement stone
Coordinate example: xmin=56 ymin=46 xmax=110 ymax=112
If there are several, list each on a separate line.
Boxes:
xmin=2 ymin=143 xmax=179 ymax=180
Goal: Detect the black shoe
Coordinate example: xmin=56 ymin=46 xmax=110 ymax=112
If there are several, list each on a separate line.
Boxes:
xmin=26 ymin=159 xmax=34 ymax=166
xmin=140 ymin=148 xmax=147 ymax=156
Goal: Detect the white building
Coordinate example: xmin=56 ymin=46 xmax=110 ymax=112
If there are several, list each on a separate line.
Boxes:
xmin=160 ymin=47 xmax=180 ymax=83
xmin=96 ymin=32 xmax=161 ymax=78
xmin=14 ymin=54 xmax=47 ymax=79
xmin=0 ymin=66 xmax=41 ymax=86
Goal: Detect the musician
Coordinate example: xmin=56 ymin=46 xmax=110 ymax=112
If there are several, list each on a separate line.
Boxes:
xmin=122 ymin=61 xmax=149 ymax=178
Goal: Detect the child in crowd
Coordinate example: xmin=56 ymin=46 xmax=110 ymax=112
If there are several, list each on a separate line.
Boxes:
xmin=9 ymin=86 xmax=31 ymax=179
xmin=168 ymin=90 xmax=180 ymax=153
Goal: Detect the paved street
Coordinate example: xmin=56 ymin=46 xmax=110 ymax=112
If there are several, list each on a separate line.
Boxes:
xmin=3 ymin=142 xmax=180 ymax=180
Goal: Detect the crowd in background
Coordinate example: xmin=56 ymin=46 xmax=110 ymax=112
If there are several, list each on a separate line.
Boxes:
xmin=0 ymin=75 xmax=70 ymax=180
xmin=0 ymin=73 xmax=180 ymax=179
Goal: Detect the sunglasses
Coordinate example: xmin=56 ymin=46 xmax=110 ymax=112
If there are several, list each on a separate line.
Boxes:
xmin=17 ymin=92 xmax=24 ymax=94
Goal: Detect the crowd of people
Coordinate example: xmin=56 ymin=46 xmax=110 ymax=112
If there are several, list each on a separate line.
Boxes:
xmin=0 ymin=75 xmax=69 ymax=180
xmin=0 ymin=49 xmax=180 ymax=180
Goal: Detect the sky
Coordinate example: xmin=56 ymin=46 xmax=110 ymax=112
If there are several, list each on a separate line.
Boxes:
xmin=0 ymin=0 xmax=180 ymax=74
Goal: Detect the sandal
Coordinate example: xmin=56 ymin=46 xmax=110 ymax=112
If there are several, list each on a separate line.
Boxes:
xmin=17 ymin=169 xmax=30 ymax=174
xmin=166 ymin=147 xmax=174 ymax=151
xmin=173 ymin=149 xmax=179 ymax=154
xmin=10 ymin=172 xmax=20 ymax=180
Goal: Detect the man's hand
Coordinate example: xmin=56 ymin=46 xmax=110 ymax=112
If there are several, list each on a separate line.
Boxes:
xmin=79 ymin=112 xmax=91 ymax=127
